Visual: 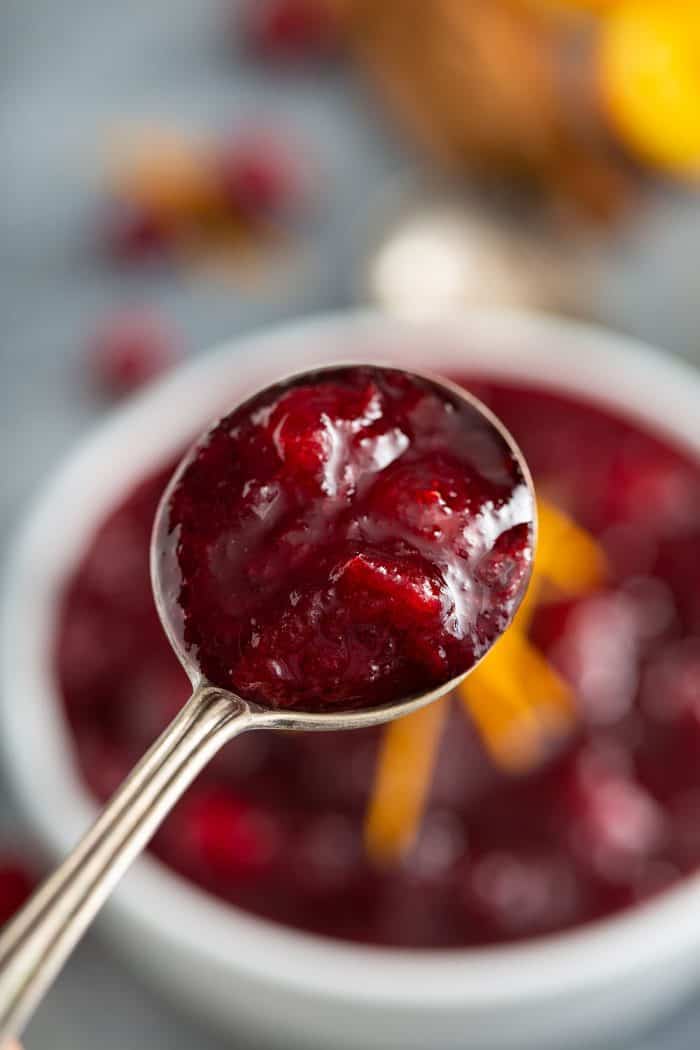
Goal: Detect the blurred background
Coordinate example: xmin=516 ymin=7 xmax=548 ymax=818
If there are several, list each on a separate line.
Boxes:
xmin=3 ymin=0 xmax=700 ymax=1047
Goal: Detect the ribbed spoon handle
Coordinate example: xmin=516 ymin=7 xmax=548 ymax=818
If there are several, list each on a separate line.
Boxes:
xmin=0 ymin=685 xmax=250 ymax=1042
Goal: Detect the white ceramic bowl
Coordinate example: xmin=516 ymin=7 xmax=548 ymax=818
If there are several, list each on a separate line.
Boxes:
xmin=5 ymin=309 xmax=700 ymax=1050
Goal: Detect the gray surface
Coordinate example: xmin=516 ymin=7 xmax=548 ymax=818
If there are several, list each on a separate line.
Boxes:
xmin=3 ymin=1 xmax=700 ymax=1047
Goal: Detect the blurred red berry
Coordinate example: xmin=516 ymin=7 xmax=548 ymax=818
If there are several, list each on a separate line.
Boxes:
xmin=89 ymin=310 xmax=180 ymax=398
xmin=176 ymin=790 xmax=281 ymax=877
xmin=467 ymin=850 xmax=581 ymax=937
xmin=243 ymin=0 xmax=342 ymax=62
xmin=0 ymin=860 xmax=35 ymax=926
xmin=565 ymin=747 xmax=666 ymax=883
xmin=101 ymin=200 xmax=173 ymax=265
xmin=289 ymin=814 xmax=362 ymax=897
xmin=604 ymin=443 xmax=700 ymax=536
xmin=217 ymin=133 xmax=308 ymax=220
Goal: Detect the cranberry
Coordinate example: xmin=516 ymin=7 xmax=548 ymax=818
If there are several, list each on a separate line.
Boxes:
xmin=642 ymin=639 xmax=700 ymax=735
xmin=467 ymin=851 xmax=581 ymax=938
xmin=406 ymin=810 xmax=467 ymax=881
xmin=565 ymin=752 xmax=666 ymax=883
xmin=475 ymin=523 xmax=533 ymax=605
xmin=653 ymin=531 xmax=700 ymax=632
xmin=0 ymin=861 xmax=35 ymax=926
xmin=366 ymin=454 xmax=478 ymax=543
xmin=605 ymin=442 xmax=700 ymax=536
xmin=175 ymin=789 xmax=281 ymax=878
xmin=101 ymin=201 xmax=172 ymax=264
xmin=89 ymin=310 xmax=180 ymax=398
xmin=165 ymin=366 xmax=533 ymax=710
xmin=290 ymin=814 xmax=363 ymax=896
xmin=243 ymin=0 xmax=342 ymax=62
xmin=336 ymin=553 xmax=444 ymax=622
xmin=549 ymin=593 xmax=644 ymax=724
xmin=217 ymin=133 xmax=308 ymax=221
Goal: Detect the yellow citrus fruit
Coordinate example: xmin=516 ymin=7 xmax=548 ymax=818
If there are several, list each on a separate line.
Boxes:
xmin=599 ymin=0 xmax=700 ymax=178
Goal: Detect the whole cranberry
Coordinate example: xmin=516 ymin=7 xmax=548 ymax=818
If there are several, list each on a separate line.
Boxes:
xmin=101 ymin=201 xmax=172 ymax=265
xmin=242 ymin=0 xmax=342 ymax=62
xmin=565 ymin=748 xmax=666 ymax=883
xmin=548 ymin=593 xmax=643 ymax=725
xmin=653 ymin=531 xmax=700 ymax=633
xmin=217 ymin=133 xmax=308 ymax=221
xmin=642 ymin=639 xmax=700 ymax=738
xmin=467 ymin=850 xmax=581 ymax=938
xmin=175 ymin=789 xmax=282 ymax=878
xmin=604 ymin=443 xmax=700 ymax=536
xmin=290 ymin=813 xmax=362 ymax=897
xmin=88 ymin=310 xmax=180 ymax=398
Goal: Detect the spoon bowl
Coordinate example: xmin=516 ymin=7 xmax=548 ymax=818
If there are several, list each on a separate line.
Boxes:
xmin=151 ymin=361 xmax=536 ymax=730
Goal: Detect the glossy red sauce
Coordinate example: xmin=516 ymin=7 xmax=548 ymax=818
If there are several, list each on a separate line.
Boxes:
xmin=162 ymin=366 xmax=532 ymax=710
xmin=56 ymin=377 xmax=700 ymax=947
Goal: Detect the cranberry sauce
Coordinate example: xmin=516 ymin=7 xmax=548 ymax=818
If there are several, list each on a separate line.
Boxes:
xmin=56 ymin=379 xmax=700 ymax=948
xmin=161 ymin=366 xmax=533 ymax=710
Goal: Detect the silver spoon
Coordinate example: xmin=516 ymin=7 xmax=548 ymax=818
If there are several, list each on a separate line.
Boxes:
xmin=0 ymin=365 xmax=536 ymax=1042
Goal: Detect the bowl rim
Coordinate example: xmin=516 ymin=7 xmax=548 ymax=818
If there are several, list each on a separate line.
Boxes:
xmin=5 ymin=306 xmax=700 ymax=1008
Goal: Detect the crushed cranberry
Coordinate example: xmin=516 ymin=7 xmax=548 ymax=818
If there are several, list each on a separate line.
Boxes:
xmin=88 ymin=310 xmax=180 ymax=398
xmin=163 ymin=366 xmax=533 ymax=710
xmin=56 ymin=378 xmax=700 ymax=948
xmin=243 ymin=0 xmax=343 ymax=62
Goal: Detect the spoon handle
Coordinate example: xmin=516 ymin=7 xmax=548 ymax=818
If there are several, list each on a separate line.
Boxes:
xmin=0 ymin=684 xmax=251 ymax=1042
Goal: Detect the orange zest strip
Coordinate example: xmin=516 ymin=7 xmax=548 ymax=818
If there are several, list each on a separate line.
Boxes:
xmin=509 ymin=499 xmax=605 ymax=634
xmin=459 ymin=630 xmax=575 ymax=773
xmin=364 ymin=696 xmax=450 ymax=865
xmin=363 ymin=498 xmax=604 ymax=863
xmin=535 ymin=499 xmax=608 ymax=596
